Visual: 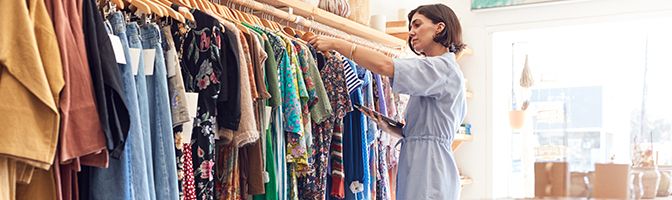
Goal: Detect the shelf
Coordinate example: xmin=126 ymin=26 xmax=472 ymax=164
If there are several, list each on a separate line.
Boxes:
xmin=386 ymin=21 xmax=408 ymax=41
xmin=452 ymin=134 xmax=472 ymax=151
xmin=255 ymin=0 xmax=406 ymax=48
xmin=454 ymin=134 xmax=473 ymax=142
xmin=386 ymin=21 xmax=406 ymax=27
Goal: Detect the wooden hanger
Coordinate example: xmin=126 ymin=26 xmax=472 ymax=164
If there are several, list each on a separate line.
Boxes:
xmin=259 ymin=15 xmax=275 ymax=31
xmin=231 ymin=9 xmax=244 ymax=22
xmin=148 ymin=0 xmax=169 ymax=16
xmin=300 ymin=31 xmax=315 ymax=42
xmin=152 ymin=0 xmax=186 ymax=23
xmin=208 ymin=1 xmax=226 ymax=17
xmin=219 ymin=4 xmax=235 ymax=20
xmin=214 ymin=3 xmax=233 ymax=21
xmin=227 ymin=7 xmax=252 ymax=34
xmin=270 ymin=21 xmax=282 ymax=32
xmin=185 ymin=0 xmax=198 ymax=10
xmin=202 ymin=0 xmax=216 ymax=14
xmin=192 ymin=0 xmax=206 ymax=12
xmin=283 ymin=26 xmax=296 ymax=37
xmin=249 ymin=12 xmax=263 ymax=26
xmin=127 ymin=0 xmax=152 ymax=15
xmin=111 ymin=0 xmax=125 ymax=9
xmin=239 ymin=8 xmax=253 ymax=23
xmin=172 ymin=0 xmax=191 ymax=8
xmin=130 ymin=0 xmax=165 ymax=17
xmin=170 ymin=0 xmax=196 ymax=22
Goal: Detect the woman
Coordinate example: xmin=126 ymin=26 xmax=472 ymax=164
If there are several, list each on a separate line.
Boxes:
xmin=309 ymin=4 xmax=467 ymax=199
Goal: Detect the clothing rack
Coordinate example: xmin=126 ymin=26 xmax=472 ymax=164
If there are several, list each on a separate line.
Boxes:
xmin=253 ymin=0 xmax=405 ymax=47
xmin=217 ymin=0 xmax=405 ymax=57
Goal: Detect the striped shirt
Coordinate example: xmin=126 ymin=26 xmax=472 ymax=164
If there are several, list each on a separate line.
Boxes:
xmin=341 ymin=55 xmax=363 ymax=94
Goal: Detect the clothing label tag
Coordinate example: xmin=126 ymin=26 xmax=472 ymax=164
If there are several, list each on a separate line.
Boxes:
xmin=129 ymin=48 xmax=142 ymax=75
xmin=142 ymin=49 xmax=156 ymax=75
xmin=108 ymin=34 xmax=127 ymax=64
xmin=166 ymin=46 xmax=179 ymax=78
xmin=262 ymin=171 xmax=270 ymax=183
xmin=349 ymin=181 xmax=364 ymax=193
xmin=264 ymin=106 xmax=272 ymax=131
xmin=182 ymin=92 xmax=199 ymax=143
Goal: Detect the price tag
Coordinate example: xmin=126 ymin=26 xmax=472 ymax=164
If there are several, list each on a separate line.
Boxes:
xmin=108 ymin=34 xmax=127 ymax=64
xmin=129 ymin=48 xmax=142 ymax=75
xmin=142 ymin=49 xmax=156 ymax=75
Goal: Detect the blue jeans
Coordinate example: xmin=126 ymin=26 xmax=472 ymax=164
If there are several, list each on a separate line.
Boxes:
xmin=108 ymin=12 xmax=152 ymax=200
xmin=126 ymin=22 xmax=158 ymax=200
xmin=141 ymin=23 xmax=179 ymax=200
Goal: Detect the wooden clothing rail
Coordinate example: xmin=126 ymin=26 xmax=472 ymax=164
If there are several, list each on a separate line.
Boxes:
xmin=219 ymin=0 xmax=405 ymax=57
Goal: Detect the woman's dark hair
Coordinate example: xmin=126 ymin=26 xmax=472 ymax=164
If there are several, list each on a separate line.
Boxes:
xmin=407 ymin=4 xmax=466 ymax=55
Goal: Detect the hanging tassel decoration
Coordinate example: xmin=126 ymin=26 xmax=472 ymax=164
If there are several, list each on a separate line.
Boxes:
xmin=520 ymin=54 xmax=534 ymax=88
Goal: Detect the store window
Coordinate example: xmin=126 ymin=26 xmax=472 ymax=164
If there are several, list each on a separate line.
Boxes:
xmin=492 ymin=17 xmax=672 ymax=198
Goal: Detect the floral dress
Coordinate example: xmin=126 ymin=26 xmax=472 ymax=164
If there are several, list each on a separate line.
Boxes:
xmin=179 ymin=9 xmax=224 ymax=200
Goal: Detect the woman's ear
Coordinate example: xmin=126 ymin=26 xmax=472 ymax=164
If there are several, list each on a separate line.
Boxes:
xmin=435 ymin=22 xmax=446 ymax=34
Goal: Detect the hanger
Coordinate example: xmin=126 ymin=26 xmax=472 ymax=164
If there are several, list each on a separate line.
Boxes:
xmin=271 ymin=21 xmax=283 ymax=32
xmin=192 ymin=0 xmax=207 ymax=12
xmin=130 ymin=0 xmax=165 ymax=17
xmin=220 ymin=4 xmax=235 ymax=20
xmin=225 ymin=1 xmax=242 ymax=21
xmin=302 ymin=17 xmax=315 ymax=39
xmin=231 ymin=9 xmax=247 ymax=23
xmin=283 ymin=26 xmax=296 ymax=37
xmin=204 ymin=1 xmax=221 ymax=16
xmin=152 ymin=0 xmax=186 ymax=23
xmin=188 ymin=0 xmax=198 ymax=9
xmin=249 ymin=11 xmax=263 ymax=26
xmin=170 ymin=0 xmax=190 ymax=8
xmin=243 ymin=6 xmax=262 ymax=26
xmin=202 ymin=0 xmax=217 ymax=14
xmin=258 ymin=12 xmax=274 ymax=30
xmin=209 ymin=1 xmax=225 ymax=17
xmin=127 ymin=0 xmax=152 ymax=15
xmin=111 ymin=0 xmax=125 ymax=9
xmin=170 ymin=0 xmax=196 ymax=22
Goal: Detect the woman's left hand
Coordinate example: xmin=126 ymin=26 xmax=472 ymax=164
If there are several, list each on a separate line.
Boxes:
xmin=308 ymin=35 xmax=345 ymax=52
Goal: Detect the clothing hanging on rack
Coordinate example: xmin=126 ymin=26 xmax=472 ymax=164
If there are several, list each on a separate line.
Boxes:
xmin=0 ymin=1 xmax=403 ymax=199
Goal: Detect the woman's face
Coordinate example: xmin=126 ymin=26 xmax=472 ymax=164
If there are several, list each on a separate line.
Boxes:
xmin=408 ymin=13 xmax=444 ymax=54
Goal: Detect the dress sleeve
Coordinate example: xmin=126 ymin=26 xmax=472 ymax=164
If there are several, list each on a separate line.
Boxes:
xmin=392 ymin=54 xmax=461 ymax=98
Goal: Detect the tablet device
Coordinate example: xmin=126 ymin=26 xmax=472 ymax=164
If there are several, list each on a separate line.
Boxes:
xmin=353 ymin=104 xmax=404 ymax=128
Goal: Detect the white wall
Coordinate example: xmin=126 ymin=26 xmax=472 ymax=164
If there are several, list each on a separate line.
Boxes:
xmin=369 ymin=0 xmax=672 ymax=199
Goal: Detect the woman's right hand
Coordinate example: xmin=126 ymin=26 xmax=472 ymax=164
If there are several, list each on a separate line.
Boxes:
xmin=308 ymin=35 xmax=344 ymax=52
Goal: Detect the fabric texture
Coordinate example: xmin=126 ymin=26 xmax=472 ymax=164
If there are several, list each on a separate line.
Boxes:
xmin=109 ymin=12 xmax=153 ymax=200
xmin=180 ymin=9 xmax=224 ymax=200
xmin=81 ymin=0 xmax=130 ymax=159
xmin=162 ymin=25 xmax=191 ymax=127
xmin=0 ymin=0 xmax=65 ymax=170
xmin=45 ymin=0 xmax=107 ymax=169
xmin=215 ymin=20 xmax=242 ymax=133
xmin=140 ymin=22 xmax=180 ymax=200
xmin=126 ymin=22 xmax=157 ymax=200
xmin=182 ymin=143 xmax=197 ymax=200
xmin=219 ymin=31 xmax=260 ymax=147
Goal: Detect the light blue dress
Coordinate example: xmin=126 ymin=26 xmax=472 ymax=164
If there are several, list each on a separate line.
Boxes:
xmin=392 ymin=52 xmax=467 ymax=200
